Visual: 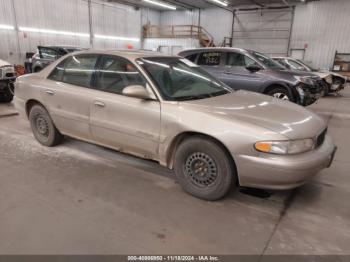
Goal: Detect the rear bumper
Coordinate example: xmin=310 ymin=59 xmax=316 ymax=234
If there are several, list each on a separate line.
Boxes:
xmin=234 ymin=135 xmax=336 ymax=190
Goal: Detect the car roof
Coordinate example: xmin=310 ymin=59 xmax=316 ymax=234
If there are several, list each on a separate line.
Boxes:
xmin=179 ymin=47 xmax=248 ymax=54
xmin=70 ymin=49 xmax=177 ymax=60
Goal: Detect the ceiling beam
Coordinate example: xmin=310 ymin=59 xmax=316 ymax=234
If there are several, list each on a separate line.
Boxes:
xmin=202 ymin=0 xmax=234 ymax=12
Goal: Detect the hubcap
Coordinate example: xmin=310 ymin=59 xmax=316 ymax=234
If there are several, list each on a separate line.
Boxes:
xmin=184 ymin=152 xmax=218 ymax=187
xmin=35 ymin=115 xmax=49 ymax=137
xmin=273 ymin=92 xmax=289 ymax=100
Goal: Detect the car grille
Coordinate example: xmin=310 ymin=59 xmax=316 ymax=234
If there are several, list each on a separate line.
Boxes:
xmin=5 ymin=72 xmax=15 ymax=78
xmin=316 ymin=128 xmax=327 ymax=148
xmin=310 ymin=78 xmax=326 ymax=94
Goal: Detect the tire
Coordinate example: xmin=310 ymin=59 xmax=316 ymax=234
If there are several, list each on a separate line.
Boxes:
xmin=29 ymin=104 xmax=63 ymax=147
xmin=174 ymin=136 xmax=236 ymax=201
xmin=266 ymin=87 xmax=293 ymax=101
xmin=0 ymin=82 xmax=14 ymax=103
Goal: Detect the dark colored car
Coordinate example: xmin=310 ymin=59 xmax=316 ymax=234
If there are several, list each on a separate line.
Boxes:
xmin=31 ymin=46 xmax=85 ymax=73
xmin=272 ymin=56 xmax=347 ymax=95
xmin=0 ymin=59 xmax=16 ymax=102
xmin=178 ymin=48 xmax=325 ymax=106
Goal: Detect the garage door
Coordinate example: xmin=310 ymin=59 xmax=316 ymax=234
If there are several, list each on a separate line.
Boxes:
xmin=232 ymin=8 xmax=294 ymax=57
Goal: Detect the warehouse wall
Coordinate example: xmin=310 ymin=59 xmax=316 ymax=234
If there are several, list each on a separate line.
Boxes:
xmin=290 ymin=0 xmax=350 ymax=70
xmin=159 ymin=8 xmax=232 ymax=46
xmin=233 ymin=9 xmax=293 ymax=57
xmin=0 ymin=0 xmax=144 ymax=64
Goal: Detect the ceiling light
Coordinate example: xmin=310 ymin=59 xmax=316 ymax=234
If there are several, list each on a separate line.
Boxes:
xmin=209 ymin=0 xmax=228 ymax=7
xmin=143 ymin=0 xmax=176 ymax=10
xmin=0 ymin=24 xmax=15 ymax=30
xmin=94 ymin=34 xmax=140 ymax=42
xmin=19 ymin=27 xmax=90 ymax=37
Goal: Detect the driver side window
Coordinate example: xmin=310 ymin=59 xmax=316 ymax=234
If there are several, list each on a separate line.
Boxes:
xmin=226 ymin=52 xmax=257 ymax=67
xmin=96 ymin=56 xmax=147 ymax=95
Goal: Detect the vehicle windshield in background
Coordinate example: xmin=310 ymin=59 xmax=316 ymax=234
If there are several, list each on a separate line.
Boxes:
xmin=137 ymin=57 xmax=232 ymax=101
xmin=296 ymin=60 xmax=317 ymax=71
xmin=251 ymin=51 xmax=286 ymax=70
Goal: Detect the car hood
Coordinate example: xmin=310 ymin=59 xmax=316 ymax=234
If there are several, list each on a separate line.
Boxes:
xmin=262 ymin=69 xmax=319 ymax=83
xmin=0 ymin=59 xmax=11 ymax=67
xmin=181 ymin=90 xmax=326 ymax=140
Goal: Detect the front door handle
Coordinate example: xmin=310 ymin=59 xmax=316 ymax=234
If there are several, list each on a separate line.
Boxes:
xmin=45 ymin=90 xmax=55 ymax=96
xmin=94 ymin=101 xmax=105 ymax=108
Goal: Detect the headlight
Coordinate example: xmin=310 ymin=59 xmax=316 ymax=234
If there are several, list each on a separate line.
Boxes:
xmin=255 ymin=139 xmax=314 ymax=155
xmin=295 ymin=76 xmax=315 ymax=85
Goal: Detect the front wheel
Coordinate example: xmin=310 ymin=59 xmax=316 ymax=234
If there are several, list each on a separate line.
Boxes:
xmin=29 ymin=104 xmax=63 ymax=147
xmin=266 ymin=87 xmax=292 ymax=101
xmin=174 ymin=136 xmax=236 ymax=201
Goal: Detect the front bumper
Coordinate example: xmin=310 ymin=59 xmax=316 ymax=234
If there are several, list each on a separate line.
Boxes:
xmin=293 ymin=81 xmax=325 ymax=106
xmin=235 ymin=135 xmax=336 ymax=190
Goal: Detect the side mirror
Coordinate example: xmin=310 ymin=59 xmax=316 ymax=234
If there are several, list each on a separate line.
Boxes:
xmin=246 ymin=64 xmax=262 ymax=72
xmin=122 ymin=85 xmax=154 ymax=100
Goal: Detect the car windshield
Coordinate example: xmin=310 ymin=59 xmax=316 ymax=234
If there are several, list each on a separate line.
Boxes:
xmin=137 ymin=57 xmax=232 ymax=101
xmin=250 ymin=51 xmax=285 ymax=70
xmin=296 ymin=60 xmax=317 ymax=71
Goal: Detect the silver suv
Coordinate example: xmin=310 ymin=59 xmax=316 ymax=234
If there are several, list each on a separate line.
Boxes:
xmin=179 ymin=48 xmax=325 ymax=106
xmin=31 ymin=46 xmax=85 ymax=73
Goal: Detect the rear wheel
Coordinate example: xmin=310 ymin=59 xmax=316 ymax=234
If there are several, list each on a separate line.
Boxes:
xmin=266 ymin=87 xmax=292 ymax=101
xmin=29 ymin=104 xmax=63 ymax=147
xmin=174 ymin=136 xmax=236 ymax=201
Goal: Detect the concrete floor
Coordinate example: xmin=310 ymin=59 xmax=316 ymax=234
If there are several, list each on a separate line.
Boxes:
xmin=0 ymin=87 xmax=350 ymax=256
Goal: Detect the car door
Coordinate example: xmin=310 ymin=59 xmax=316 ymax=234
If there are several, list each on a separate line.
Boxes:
xmin=197 ymin=51 xmax=225 ymax=79
xmin=220 ymin=51 xmax=264 ymax=92
xmin=42 ymin=54 xmax=99 ymax=140
xmin=90 ymin=55 xmax=161 ymax=160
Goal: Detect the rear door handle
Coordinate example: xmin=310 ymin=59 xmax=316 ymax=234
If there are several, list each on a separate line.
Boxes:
xmin=94 ymin=101 xmax=105 ymax=108
xmin=45 ymin=90 xmax=55 ymax=96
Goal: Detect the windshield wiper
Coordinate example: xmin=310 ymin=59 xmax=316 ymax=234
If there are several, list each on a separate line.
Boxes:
xmin=176 ymin=91 xmax=228 ymax=101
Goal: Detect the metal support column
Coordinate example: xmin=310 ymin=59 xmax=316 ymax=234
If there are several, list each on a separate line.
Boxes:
xmin=10 ymin=0 xmax=22 ymax=63
xmin=88 ymin=0 xmax=94 ymax=48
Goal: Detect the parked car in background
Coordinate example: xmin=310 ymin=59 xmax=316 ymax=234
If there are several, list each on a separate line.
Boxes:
xmin=178 ymin=48 xmax=325 ymax=106
xmin=0 ymin=59 xmax=16 ymax=102
xmin=31 ymin=46 xmax=85 ymax=73
xmin=14 ymin=50 xmax=336 ymax=200
xmin=272 ymin=57 xmax=347 ymax=95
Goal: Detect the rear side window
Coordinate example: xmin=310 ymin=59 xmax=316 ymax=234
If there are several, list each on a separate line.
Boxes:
xmin=61 ymin=55 xmax=98 ymax=88
xmin=48 ymin=59 xmax=67 ymax=81
xmin=184 ymin=53 xmax=198 ymax=62
xmin=226 ymin=52 xmax=257 ymax=67
xmin=96 ymin=56 xmax=147 ymax=95
xmin=198 ymin=52 xmax=221 ymax=66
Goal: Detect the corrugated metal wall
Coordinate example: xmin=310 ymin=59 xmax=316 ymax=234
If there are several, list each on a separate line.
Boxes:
xmin=143 ymin=38 xmax=200 ymax=54
xmin=0 ymin=0 xmax=146 ymax=64
xmin=160 ymin=10 xmax=199 ymax=26
xmin=158 ymin=8 xmax=232 ymax=46
xmin=290 ymin=0 xmax=350 ymax=70
xmin=233 ymin=9 xmax=293 ymax=57
xmin=200 ymin=8 xmax=233 ymax=46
